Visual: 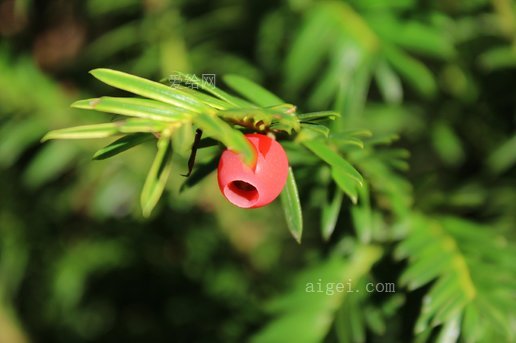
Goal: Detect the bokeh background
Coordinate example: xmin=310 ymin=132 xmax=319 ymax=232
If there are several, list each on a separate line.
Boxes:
xmin=0 ymin=0 xmax=515 ymax=342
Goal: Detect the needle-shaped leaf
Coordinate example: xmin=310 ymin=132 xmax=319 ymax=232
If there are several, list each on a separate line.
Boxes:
xmin=93 ymin=133 xmax=154 ymax=160
xmin=72 ymin=97 xmax=195 ymax=122
xmin=321 ymin=188 xmax=344 ymax=240
xmin=297 ymin=111 xmax=340 ymax=122
xmin=330 ymin=130 xmax=372 ymax=149
xmin=300 ymin=123 xmax=330 ymax=138
xmin=42 ymin=123 xmax=121 ymax=141
xmin=487 ymin=134 xmax=516 ymax=174
xmin=330 ymin=134 xmax=365 ymax=149
xmin=383 ymin=43 xmax=437 ymax=98
xmin=90 ymin=68 xmax=213 ymax=113
xmin=479 ymin=46 xmax=516 ymax=71
xmin=335 ymin=129 xmax=373 ymax=139
xmin=280 ymin=167 xmax=303 ymax=243
xmin=332 ymin=167 xmax=358 ymax=204
xmin=23 ymin=142 xmax=78 ymax=188
xmin=223 ymin=74 xmax=284 ymax=107
xmin=0 ymin=119 xmax=46 ymax=168
xmin=140 ymin=132 xmax=173 ymax=217
xmin=42 ymin=120 xmax=167 ymax=141
xmin=364 ymin=133 xmax=400 ymax=146
xmin=117 ymin=119 xmax=167 ymax=133
xmin=374 ymin=59 xmax=403 ymax=104
xmin=194 ymin=113 xmax=255 ymax=165
xmin=303 ymin=140 xmax=363 ymax=185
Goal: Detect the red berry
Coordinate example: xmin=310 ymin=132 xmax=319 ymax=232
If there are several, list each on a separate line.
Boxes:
xmin=217 ymin=133 xmax=289 ymax=208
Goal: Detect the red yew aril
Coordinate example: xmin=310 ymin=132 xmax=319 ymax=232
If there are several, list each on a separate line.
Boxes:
xmin=217 ymin=133 xmax=289 ymax=208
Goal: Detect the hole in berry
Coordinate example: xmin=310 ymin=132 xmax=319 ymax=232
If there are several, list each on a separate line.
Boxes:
xmin=224 ymin=180 xmax=259 ymax=208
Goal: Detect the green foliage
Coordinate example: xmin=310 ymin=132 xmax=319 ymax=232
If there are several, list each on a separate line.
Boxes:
xmin=304 ymin=139 xmax=364 ymax=203
xmin=140 ymin=131 xmax=174 ymax=217
xmin=396 ymin=214 xmax=516 ymax=341
xmin=44 ymin=68 xmax=360 ymax=226
xmin=252 ymin=244 xmax=383 ymax=343
xmin=93 ymin=133 xmax=154 ymax=160
xmin=280 ymin=167 xmax=303 ymax=243
xmin=1 ymin=0 xmax=515 ymax=342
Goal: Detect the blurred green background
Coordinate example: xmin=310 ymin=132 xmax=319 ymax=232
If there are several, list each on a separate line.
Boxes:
xmin=0 ymin=0 xmax=515 ymax=342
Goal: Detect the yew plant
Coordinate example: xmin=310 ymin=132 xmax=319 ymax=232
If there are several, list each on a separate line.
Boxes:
xmin=2 ymin=0 xmax=516 ymax=341
xmin=44 ymin=68 xmax=361 ymax=243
